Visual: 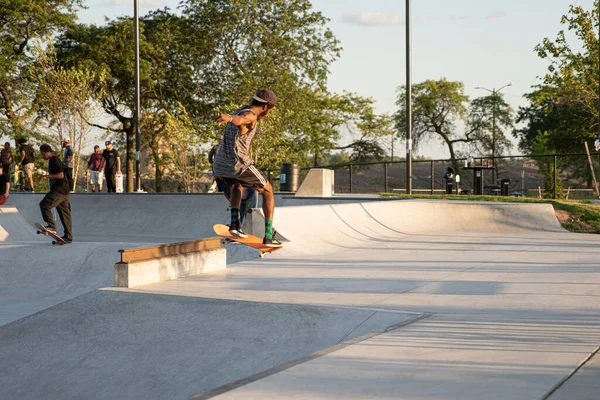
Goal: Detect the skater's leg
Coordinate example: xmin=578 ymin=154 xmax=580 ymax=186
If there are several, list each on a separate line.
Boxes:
xmin=39 ymin=192 xmax=60 ymax=230
xmin=56 ymin=196 xmax=73 ymax=240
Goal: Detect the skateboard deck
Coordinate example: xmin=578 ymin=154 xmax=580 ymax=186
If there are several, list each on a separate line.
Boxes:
xmin=35 ymin=223 xmax=66 ymax=245
xmin=213 ymin=224 xmax=282 ymax=257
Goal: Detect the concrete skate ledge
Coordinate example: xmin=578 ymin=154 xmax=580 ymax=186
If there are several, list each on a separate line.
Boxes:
xmin=115 ymin=238 xmax=226 ymax=288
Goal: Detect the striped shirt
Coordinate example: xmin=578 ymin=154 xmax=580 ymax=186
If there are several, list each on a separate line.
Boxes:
xmin=212 ymin=107 xmax=258 ymax=178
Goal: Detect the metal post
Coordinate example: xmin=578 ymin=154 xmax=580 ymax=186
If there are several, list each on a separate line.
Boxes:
xmin=384 ymin=163 xmax=388 ymax=193
xmin=553 ymin=155 xmax=557 ymax=199
xmin=349 ymin=164 xmax=353 ymax=194
xmin=405 ymin=0 xmax=413 ymax=194
xmin=134 ymin=0 xmax=141 ymax=192
xmin=492 ymin=88 xmax=497 ymax=185
xmin=430 ymin=160 xmax=434 ymax=195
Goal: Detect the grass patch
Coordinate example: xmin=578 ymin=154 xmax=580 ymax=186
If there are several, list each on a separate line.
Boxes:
xmin=380 ymin=193 xmax=600 ymax=234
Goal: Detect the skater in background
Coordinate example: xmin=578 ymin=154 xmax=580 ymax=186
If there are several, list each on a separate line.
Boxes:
xmin=38 ymin=144 xmax=73 ymax=243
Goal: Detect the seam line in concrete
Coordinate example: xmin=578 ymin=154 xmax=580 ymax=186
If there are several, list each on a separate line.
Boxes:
xmin=189 ymin=312 xmax=434 ymax=400
xmin=540 ymin=345 xmax=600 ymax=400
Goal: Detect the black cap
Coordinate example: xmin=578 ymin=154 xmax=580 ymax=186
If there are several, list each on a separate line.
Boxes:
xmin=105 ymin=141 xmax=111 ymax=146
xmin=40 ymin=144 xmax=53 ymax=153
xmin=252 ymin=89 xmax=277 ymax=107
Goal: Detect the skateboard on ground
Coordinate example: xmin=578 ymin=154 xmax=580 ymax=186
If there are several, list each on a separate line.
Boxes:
xmin=35 ymin=223 xmax=66 ymax=245
xmin=213 ymin=223 xmax=283 ymax=258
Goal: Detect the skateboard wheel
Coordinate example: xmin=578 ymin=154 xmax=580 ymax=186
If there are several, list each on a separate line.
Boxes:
xmin=52 ymin=241 xmax=56 ymax=245
xmin=259 ymin=252 xmax=265 ymax=258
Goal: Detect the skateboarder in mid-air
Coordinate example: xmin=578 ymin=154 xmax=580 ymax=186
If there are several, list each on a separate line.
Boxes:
xmin=39 ymin=144 xmax=73 ymax=243
xmin=212 ymin=89 xmax=282 ymax=247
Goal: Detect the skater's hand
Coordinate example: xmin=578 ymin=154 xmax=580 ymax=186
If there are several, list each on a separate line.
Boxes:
xmin=214 ymin=113 xmax=233 ymax=126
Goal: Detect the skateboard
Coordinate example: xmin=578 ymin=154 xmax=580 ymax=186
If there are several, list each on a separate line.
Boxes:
xmin=115 ymin=171 xmax=123 ymax=193
xmin=213 ymin=223 xmax=283 ymax=258
xmin=35 ymin=223 xmax=66 ymax=245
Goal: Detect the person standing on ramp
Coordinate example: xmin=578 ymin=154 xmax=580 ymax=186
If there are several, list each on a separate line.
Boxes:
xmin=212 ymin=89 xmax=282 ymax=247
xmin=39 ymin=144 xmax=73 ymax=243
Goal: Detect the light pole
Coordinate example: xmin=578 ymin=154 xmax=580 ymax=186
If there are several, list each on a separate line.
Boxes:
xmin=405 ymin=0 xmax=412 ymax=194
xmin=475 ymin=83 xmax=512 ymax=183
xmin=134 ymin=0 xmax=141 ymax=192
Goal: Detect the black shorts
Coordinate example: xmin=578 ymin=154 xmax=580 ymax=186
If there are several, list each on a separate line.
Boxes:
xmin=221 ymin=165 xmax=268 ymax=189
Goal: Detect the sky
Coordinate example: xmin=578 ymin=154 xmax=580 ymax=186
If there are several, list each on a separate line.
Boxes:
xmin=76 ymin=0 xmax=596 ymax=159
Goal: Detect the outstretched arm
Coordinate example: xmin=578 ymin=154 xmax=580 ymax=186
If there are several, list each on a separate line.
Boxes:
xmin=214 ymin=111 xmax=257 ymax=128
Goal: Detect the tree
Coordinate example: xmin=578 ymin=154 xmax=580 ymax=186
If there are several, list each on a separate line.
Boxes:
xmin=0 ymin=0 xmax=82 ymax=140
xmin=395 ymin=78 xmax=476 ymax=170
xmin=467 ymin=94 xmax=513 ymax=158
xmin=32 ymin=40 xmax=107 ymax=191
xmin=515 ymin=86 xmax=593 ymax=188
xmin=532 ymin=2 xmax=598 ymax=142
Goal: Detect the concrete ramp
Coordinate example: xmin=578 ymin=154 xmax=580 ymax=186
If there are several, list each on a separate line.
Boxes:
xmin=0 ymin=206 xmax=44 ymax=242
xmin=0 ymin=241 xmax=148 ymax=326
xmin=247 ymin=200 xmax=564 ymax=256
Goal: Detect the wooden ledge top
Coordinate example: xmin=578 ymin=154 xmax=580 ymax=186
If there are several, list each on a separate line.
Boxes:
xmin=119 ymin=237 xmax=222 ymax=263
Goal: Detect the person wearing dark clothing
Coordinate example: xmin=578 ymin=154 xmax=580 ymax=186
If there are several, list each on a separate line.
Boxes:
xmin=102 ymin=141 xmax=121 ymax=192
xmin=39 ymin=144 xmax=73 ymax=243
xmin=0 ymin=164 xmax=10 ymax=205
xmin=17 ymin=138 xmax=35 ymax=192
xmin=62 ymin=138 xmax=74 ymax=192
xmin=1 ymin=142 xmax=13 ymax=175
xmin=208 ymin=139 xmax=226 ymax=193
xmin=208 ymin=141 xmax=220 ymax=165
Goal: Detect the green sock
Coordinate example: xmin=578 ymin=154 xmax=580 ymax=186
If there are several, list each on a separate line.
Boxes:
xmin=231 ymin=208 xmax=240 ymax=224
xmin=265 ymin=219 xmax=273 ymax=239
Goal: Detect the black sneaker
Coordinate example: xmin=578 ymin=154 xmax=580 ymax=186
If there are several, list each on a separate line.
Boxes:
xmin=229 ymin=222 xmax=247 ymax=238
xmin=61 ymin=236 xmax=73 ymax=244
xmin=263 ymin=236 xmax=283 ymax=248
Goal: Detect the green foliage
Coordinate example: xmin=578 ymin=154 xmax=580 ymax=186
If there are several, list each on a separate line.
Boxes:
xmin=516 ymin=2 xmax=599 ymax=188
xmin=0 ymin=0 xmax=83 ymax=140
xmin=395 ymin=78 xmax=515 ymax=166
xmin=467 ymin=93 xmax=513 ymax=157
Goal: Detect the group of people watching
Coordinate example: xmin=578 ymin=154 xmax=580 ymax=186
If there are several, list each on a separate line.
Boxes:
xmin=85 ymin=141 xmax=121 ymax=192
xmin=0 ymin=138 xmax=121 ymax=194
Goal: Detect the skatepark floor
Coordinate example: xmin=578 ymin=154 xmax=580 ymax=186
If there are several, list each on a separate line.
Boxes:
xmin=1 ymin=195 xmax=600 ymax=400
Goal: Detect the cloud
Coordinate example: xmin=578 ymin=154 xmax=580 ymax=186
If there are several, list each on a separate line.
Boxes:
xmin=342 ymin=12 xmax=403 ymax=27
xmin=485 ymin=11 xmax=507 ymax=20
xmin=106 ymin=0 xmax=167 ymax=7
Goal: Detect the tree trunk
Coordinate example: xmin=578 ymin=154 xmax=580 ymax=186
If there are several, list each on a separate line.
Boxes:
xmin=126 ymin=126 xmax=135 ymax=192
xmin=154 ymin=156 xmax=163 ymax=192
